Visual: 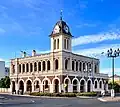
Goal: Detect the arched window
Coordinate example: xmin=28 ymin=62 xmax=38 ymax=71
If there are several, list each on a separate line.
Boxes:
xmin=79 ymin=62 xmax=82 ymax=71
xmin=67 ymin=39 xmax=69 ymax=49
xmin=76 ymin=61 xmax=78 ymax=71
xmin=22 ymin=64 xmax=25 ymax=72
xmin=64 ymin=39 xmax=66 ymax=49
xmin=42 ymin=61 xmax=46 ymax=71
xmin=89 ymin=63 xmax=92 ymax=69
xmin=34 ymin=62 xmax=37 ymax=71
xmin=12 ymin=64 xmax=15 ymax=73
xmin=55 ymin=59 xmax=58 ymax=70
xmin=30 ymin=63 xmax=33 ymax=72
xmin=72 ymin=61 xmax=74 ymax=71
xmin=38 ymin=62 xmax=41 ymax=71
xmin=47 ymin=60 xmax=50 ymax=70
xmin=26 ymin=63 xmax=29 ymax=72
xmin=95 ymin=65 xmax=97 ymax=73
xmin=65 ymin=59 xmax=68 ymax=70
xmin=54 ymin=39 xmax=56 ymax=49
xmin=19 ymin=64 xmax=21 ymax=73
xmin=57 ymin=39 xmax=59 ymax=49
xmin=99 ymin=81 xmax=102 ymax=88
xmin=95 ymin=81 xmax=97 ymax=89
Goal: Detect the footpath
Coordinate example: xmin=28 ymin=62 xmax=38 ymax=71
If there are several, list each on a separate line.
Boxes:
xmin=98 ymin=96 xmax=120 ymax=102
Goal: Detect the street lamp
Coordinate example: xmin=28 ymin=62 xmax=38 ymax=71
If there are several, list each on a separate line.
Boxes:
xmin=107 ymin=48 xmax=120 ymax=97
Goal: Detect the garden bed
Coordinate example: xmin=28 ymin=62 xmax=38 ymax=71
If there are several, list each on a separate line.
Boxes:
xmin=29 ymin=92 xmax=97 ymax=97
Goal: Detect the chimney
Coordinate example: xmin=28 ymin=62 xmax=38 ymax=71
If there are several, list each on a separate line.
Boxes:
xmin=21 ymin=51 xmax=26 ymax=58
xmin=32 ymin=50 xmax=36 ymax=56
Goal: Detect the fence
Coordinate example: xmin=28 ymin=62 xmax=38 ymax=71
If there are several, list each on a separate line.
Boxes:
xmin=0 ymin=88 xmax=10 ymax=93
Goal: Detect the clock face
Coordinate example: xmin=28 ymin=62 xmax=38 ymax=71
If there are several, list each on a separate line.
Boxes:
xmin=53 ymin=25 xmax=60 ymax=34
xmin=64 ymin=25 xmax=69 ymax=33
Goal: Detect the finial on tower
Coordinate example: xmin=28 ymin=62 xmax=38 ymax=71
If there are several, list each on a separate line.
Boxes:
xmin=60 ymin=10 xmax=63 ymax=21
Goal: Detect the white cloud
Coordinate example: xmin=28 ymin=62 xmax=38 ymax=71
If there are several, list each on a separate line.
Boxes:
xmin=73 ymin=43 xmax=120 ymax=58
xmin=72 ymin=30 xmax=120 ymax=47
xmin=100 ymin=68 xmax=120 ymax=76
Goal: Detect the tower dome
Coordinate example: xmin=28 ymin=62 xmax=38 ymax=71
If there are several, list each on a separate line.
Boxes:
xmin=50 ymin=11 xmax=72 ymax=37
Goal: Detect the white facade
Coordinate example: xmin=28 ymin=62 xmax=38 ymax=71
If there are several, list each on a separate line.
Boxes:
xmin=10 ymin=16 xmax=108 ymax=94
xmin=0 ymin=61 xmax=5 ymax=79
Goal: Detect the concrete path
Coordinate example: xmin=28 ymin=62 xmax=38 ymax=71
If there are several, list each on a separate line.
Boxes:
xmin=98 ymin=97 xmax=120 ymax=102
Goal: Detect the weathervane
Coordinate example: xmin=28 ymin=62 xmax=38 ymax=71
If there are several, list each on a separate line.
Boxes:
xmin=60 ymin=10 xmax=63 ymax=20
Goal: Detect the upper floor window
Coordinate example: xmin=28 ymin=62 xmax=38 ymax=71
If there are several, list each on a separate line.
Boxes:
xmin=95 ymin=81 xmax=97 ymax=89
xmin=30 ymin=63 xmax=33 ymax=72
xmin=67 ymin=39 xmax=69 ymax=49
xmin=26 ymin=63 xmax=29 ymax=72
xmin=47 ymin=60 xmax=50 ymax=70
xmin=64 ymin=39 xmax=66 ymax=49
xmin=72 ymin=61 xmax=74 ymax=71
xmin=57 ymin=39 xmax=59 ymax=49
xmin=65 ymin=59 xmax=68 ymax=70
xmin=19 ymin=64 xmax=21 ymax=73
xmin=83 ymin=63 xmax=85 ymax=71
xmin=43 ymin=61 xmax=46 ymax=71
xmin=95 ymin=64 xmax=97 ymax=73
xmin=54 ymin=39 xmax=56 ymax=50
xmin=55 ymin=59 xmax=59 ymax=70
xmin=76 ymin=61 xmax=78 ymax=71
xmin=12 ymin=64 xmax=15 ymax=73
xmin=22 ymin=64 xmax=25 ymax=72
xmin=79 ymin=62 xmax=82 ymax=71
xmin=38 ymin=62 xmax=41 ymax=71
xmin=34 ymin=62 xmax=37 ymax=71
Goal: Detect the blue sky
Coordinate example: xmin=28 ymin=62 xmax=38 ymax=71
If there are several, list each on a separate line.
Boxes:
xmin=0 ymin=0 xmax=120 ymax=76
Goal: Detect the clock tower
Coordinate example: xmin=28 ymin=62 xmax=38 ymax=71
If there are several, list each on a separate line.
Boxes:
xmin=50 ymin=12 xmax=73 ymax=52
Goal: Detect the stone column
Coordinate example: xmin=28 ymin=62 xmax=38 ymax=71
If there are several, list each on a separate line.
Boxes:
xmin=69 ymin=58 xmax=72 ymax=71
xmin=21 ymin=64 xmax=23 ymax=74
xmin=37 ymin=62 xmax=39 ymax=72
xmin=24 ymin=82 xmax=26 ymax=93
xmin=32 ymin=63 xmax=34 ymax=73
xmin=25 ymin=63 xmax=26 ymax=73
xmin=69 ymin=84 xmax=73 ymax=92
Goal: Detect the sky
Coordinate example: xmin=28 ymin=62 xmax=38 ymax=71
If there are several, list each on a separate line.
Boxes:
xmin=0 ymin=0 xmax=120 ymax=76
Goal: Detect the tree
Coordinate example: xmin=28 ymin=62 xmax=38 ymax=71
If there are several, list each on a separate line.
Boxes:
xmin=0 ymin=76 xmax=10 ymax=88
xmin=108 ymin=82 xmax=120 ymax=93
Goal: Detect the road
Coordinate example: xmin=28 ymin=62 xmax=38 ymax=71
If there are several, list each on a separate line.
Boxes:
xmin=0 ymin=94 xmax=120 ymax=107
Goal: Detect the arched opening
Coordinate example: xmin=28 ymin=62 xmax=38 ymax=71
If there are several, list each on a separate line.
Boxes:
xmin=19 ymin=64 xmax=21 ymax=73
xmin=80 ymin=80 xmax=85 ymax=92
xmin=79 ymin=62 xmax=82 ymax=71
xmin=53 ymin=79 xmax=59 ymax=93
xmin=12 ymin=81 xmax=15 ymax=93
xmin=83 ymin=63 xmax=86 ymax=71
xmin=47 ymin=60 xmax=50 ymax=70
xmin=65 ymin=59 xmax=68 ymax=70
xmin=26 ymin=63 xmax=29 ymax=72
xmin=34 ymin=62 xmax=37 ymax=71
xmin=72 ymin=61 xmax=74 ymax=71
xmin=30 ymin=63 xmax=33 ymax=72
xmin=57 ymin=39 xmax=59 ymax=49
xmin=34 ymin=81 xmax=40 ymax=92
xmin=38 ymin=62 xmax=41 ymax=71
xmin=73 ymin=79 xmax=78 ymax=93
xmin=19 ymin=80 xmax=24 ymax=93
xmin=42 ymin=61 xmax=46 ymax=71
xmin=65 ymin=79 xmax=69 ymax=93
xmin=87 ymin=80 xmax=91 ymax=92
xmin=95 ymin=81 xmax=98 ymax=89
xmin=43 ymin=80 xmax=50 ymax=93
xmin=76 ymin=61 xmax=78 ymax=71
xmin=26 ymin=80 xmax=32 ymax=92
xmin=55 ymin=59 xmax=58 ymax=70
xmin=99 ymin=81 xmax=102 ymax=89
xmin=95 ymin=65 xmax=97 ymax=73
xmin=22 ymin=64 xmax=25 ymax=73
